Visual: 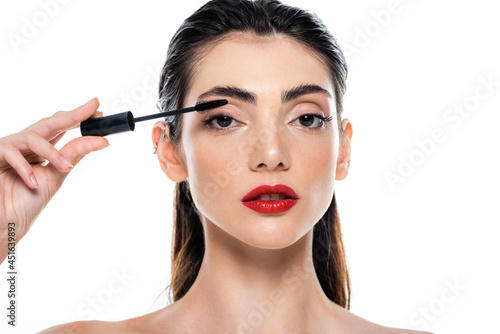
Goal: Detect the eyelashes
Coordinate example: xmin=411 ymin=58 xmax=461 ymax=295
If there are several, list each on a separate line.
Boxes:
xmin=201 ymin=113 xmax=333 ymax=132
xmin=202 ymin=114 xmax=238 ymax=131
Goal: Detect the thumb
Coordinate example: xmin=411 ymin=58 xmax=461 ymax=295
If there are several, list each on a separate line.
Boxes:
xmin=48 ymin=136 xmax=109 ymax=185
xmin=59 ymin=136 xmax=109 ymax=167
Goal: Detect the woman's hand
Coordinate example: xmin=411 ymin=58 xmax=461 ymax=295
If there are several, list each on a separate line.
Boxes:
xmin=0 ymin=98 xmax=109 ymax=263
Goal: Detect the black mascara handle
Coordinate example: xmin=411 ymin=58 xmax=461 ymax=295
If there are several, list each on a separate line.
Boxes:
xmin=80 ymin=112 xmax=135 ymax=137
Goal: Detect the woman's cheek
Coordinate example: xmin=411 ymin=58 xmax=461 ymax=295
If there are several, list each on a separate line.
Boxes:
xmin=291 ymin=127 xmax=336 ymax=169
xmin=314 ymin=140 xmax=336 ymax=178
xmin=296 ymin=135 xmax=337 ymax=205
xmin=185 ymin=137 xmax=241 ymax=211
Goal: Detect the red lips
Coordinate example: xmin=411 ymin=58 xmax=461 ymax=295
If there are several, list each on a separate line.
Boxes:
xmin=241 ymin=184 xmax=299 ymax=214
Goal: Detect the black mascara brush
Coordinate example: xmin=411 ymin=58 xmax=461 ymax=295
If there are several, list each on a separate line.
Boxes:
xmin=80 ymin=99 xmax=228 ymax=137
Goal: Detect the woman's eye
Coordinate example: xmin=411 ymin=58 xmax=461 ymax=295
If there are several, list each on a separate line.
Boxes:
xmin=202 ymin=113 xmax=333 ymax=132
xmin=292 ymin=114 xmax=333 ymax=130
xmin=202 ymin=114 xmax=240 ymax=131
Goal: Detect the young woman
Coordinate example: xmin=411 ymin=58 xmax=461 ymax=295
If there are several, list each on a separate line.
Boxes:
xmin=0 ymin=0 xmax=431 ymax=333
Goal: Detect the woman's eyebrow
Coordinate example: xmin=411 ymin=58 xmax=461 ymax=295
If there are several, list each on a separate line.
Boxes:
xmin=197 ymin=86 xmax=256 ymax=104
xmin=196 ymin=84 xmax=331 ymax=105
xmin=282 ymin=84 xmax=332 ymax=103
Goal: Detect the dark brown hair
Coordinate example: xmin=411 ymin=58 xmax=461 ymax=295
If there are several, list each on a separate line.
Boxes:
xmin=157 ymin=0 xmax=350 ymax=309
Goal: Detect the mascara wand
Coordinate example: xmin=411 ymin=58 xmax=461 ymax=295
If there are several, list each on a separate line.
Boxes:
xmin=80 ymin=99 xmax=228 ymax=137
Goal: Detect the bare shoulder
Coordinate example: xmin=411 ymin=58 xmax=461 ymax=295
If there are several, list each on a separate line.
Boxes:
xmin=37 ymin=304 xmax=178 ymax=334
xmin=378 ymin=327 xmax=434 ymax=334
xmin=37 ymin=320 xmax=141 ymax=334
xmin=326 ymin=302 xmax=434 ymax=334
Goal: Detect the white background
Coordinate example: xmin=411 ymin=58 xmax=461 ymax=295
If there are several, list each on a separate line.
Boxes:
xmin=1 ymin=0 xmax=499 ymax=333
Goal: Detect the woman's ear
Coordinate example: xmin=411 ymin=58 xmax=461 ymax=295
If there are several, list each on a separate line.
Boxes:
xmin=335 ymin=118 xmax=353 ymax=181
xmin=152 ymin=121 xmax=188 ymax=182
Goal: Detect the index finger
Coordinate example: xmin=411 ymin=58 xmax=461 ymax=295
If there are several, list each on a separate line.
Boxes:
xmin=24 ymin=97 xmax=99 ymax=140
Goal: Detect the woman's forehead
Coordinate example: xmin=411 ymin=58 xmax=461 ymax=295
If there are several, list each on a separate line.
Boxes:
xmin=187 ymin=33 xmax=333 ymax=102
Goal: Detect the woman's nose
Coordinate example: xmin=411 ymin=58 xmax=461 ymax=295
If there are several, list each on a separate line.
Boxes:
xmin=246 ymin=121 xmax=291 ymax=172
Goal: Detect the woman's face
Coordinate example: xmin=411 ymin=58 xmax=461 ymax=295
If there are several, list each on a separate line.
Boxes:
xmin=174 ymin=33 xmax=350 ymax=249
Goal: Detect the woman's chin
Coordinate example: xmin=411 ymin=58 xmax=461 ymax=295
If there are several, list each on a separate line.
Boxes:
xmin=234 ymin=225 xmax=307 ymax=250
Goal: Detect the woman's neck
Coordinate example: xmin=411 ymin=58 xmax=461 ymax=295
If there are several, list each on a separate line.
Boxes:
xmin=168 ymin=220 xmax=338 ymax=333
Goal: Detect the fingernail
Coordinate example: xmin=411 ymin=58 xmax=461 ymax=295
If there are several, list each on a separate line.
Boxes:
xmin=85 ymin=97 xmax=98 ymax=105
xmin=59 ymin=155 xmax=74 ymax=168
xmin=95 ymin=143 xmax=110 ymax=151
xmin=30 ymin=174 xmax=39 ymax=189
